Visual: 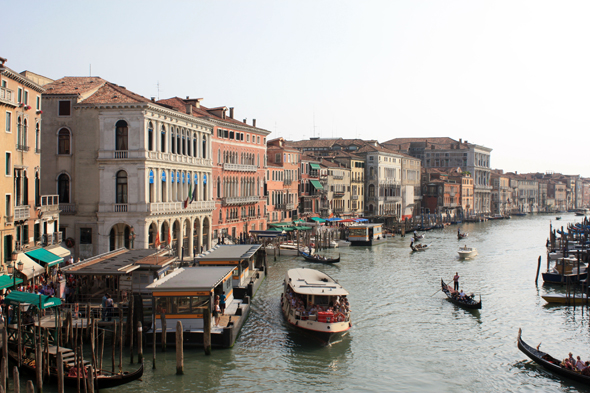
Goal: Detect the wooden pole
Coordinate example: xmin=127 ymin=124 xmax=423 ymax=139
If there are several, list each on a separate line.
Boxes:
xmin=44 ymin=330 xmax=49 ymax=380
xmin=137 ymin=321 xmax=143 ymax=364
xmin=35 ymin=342 xmax=42 ymax=393
xmin=75 ymin=326 xmax=80 ymax=393
xmin=99 ymin=326 xmax=105 ymax=372
xmin=13 ymin=366 xmax=20 ymax=393
xmin=87 ymin=365 xmax=94 ymax=393
xmin=203 ymin=307 xmax=211 ymax=356
xmin=152 ymin=316 xmax=156 ymax=369
xmin=176 ymin=321 xmax=183 ymax=375
xmin=161 ymin=314 xmax=167 ymax=352
xmin=0 ymin=358 xmax=5 ymax=393
xmin=535 ymin=256 xmax=541 ymax=285
xmin=68 ymin=311 xmax=74 ymax=349
xmin=17 ymin=306 xmax=22 ymax=367
xmin=26 ymin=381 xmax=34 ymax=393
xmin=118 ymin=316 xmax=123 ymax=374
xmin=81 ymin=352 xmax=87 ymax=393
xmin=57 ymin=351 xmax=64 ymax=393
xmin=111 ymin=322 xmax=116 ymax=374
xmin=86 ymin=303 xmax=91 ymax=341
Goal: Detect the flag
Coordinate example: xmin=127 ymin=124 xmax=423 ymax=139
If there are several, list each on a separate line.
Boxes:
xmin=188 ymin=183 xmax=192 ymax=203
xmin=154 ymin=232 xmax=161 ymax=248
xmin=184 ymin=197 xmax=189 ymax=209
xmin=167 ymin=229 xmax=171 ymax=246
xmin=191 ymin=187 xmax=197 ymax=203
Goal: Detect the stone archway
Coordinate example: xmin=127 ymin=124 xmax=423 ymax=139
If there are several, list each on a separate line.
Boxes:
xmin=109 ymin=223 xmax=131 ymax=251
xmin=161 ymin=221 xmax=170 ymax=248
xmin=183 ymin=218 xmax=190 ymax=259
xmin=148 ymin=222 xmax=157 ymax=248
xmin=193 ymin=217 xmax=201 ymax=254
xmin=172 ymin=220 xmax=181 ymax=257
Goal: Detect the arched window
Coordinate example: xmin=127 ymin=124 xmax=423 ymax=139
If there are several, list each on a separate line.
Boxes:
xmin=35 ymin=122 xmax=40 ymax=153
xmin=176 ymin=131 xmax=181 ymax=155
xmin=16 ymin=117 xmax=22 ymax=148
xmin=58 ymin=173 xmax=70 ymax=203
xmin=115 ymin=120 xmax=128 ymax=150
xmin=193 ymin=135 xmax=197 ymax=157
xmin=217 ymin=177 xmax=221 ymax=198
xmin=171 ymin=128 xmax=176 ymax=154
xmin=147 ymin=122 xmax=154 ymax=151
xmin=161 ymin=125 xmax=166 ymax=152
xmin=182 ymin=131 xmax=186 ymax=155
xmin=23 ymin=119 xmax=28 ymax=149
xmin=116 ymin=170 xmax=128 ymax=203
xmin=202 ymin=136 xmax=207 ymax=159
xmin=35 ymin=172 xmax=40 ymax=206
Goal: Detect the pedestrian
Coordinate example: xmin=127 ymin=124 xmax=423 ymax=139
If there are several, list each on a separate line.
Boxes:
xmin=213 ymin=295 xmax=221 ymax=327
xmin=220 ymin=291 xmax=226 ymax=315
xmin=453 ymin=272 xmax=460 ymax=291
xmin=106 ymin=294 xmax=114 ymax=321
xmin=101 ymin=293 xmax=108 ymax=321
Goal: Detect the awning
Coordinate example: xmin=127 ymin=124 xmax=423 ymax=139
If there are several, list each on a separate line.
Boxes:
xmin=310 ymin=163 xmax=321 ymax=170
xmin=292 ymin=219 xmax=306 ymax=224
xmin=268 ymin=222 xmax=292 ymax=227
xmin=310 ymin=180 xmax=324 ymax=190
xmin=4 ymin=291 xmax=62 ymax=309
xmin=310 ymin=217 xmax=326 ymax=223
xmin=355 ymin=218 xmax=369 ymax=222
xmin=17 ymin=253 xmax=44 ymax=279
xmin=25 ymin=248 xmax=63 ymax=267
xmin=326 ymin=217 xmax=342 ymax=221
xmin=294 ymin=226 xmax=313 ymax=230
xmin=0 ymin=275 xmax=22 ymax=290
xmin=47 ymin=246 xmax=71 ymax=258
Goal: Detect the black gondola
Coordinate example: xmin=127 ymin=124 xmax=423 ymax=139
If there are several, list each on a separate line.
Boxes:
xmin=300 ymin=251 xmax=340 ymax=264
xmin=9 ymin=349 xmax=144 ymax=389
xmin=458 ymin=233 xmax=468 ymax=239
xmin=517 ymin=328 xmax=590 ymax=385
xmin=441 ymin=279 xmax=481 ymax=309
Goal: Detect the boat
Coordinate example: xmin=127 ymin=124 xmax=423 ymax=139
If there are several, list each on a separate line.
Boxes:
xmin=458 ymin=232 xmax=468 ymax=240
xmin=441 ymin=279 xmax=482 ymax=309
xmin=347 ymin=223 xmax=387 ymax=246
xmin=542 ymin=257 xmax=588 ymax=284
xmin=300 ymin=251 xmax=340 ymax=264
xmin=541 ymin=293 xmax=589 ymax=305
xmin=411 ymin=243 xmax=431 ymax=252
xmin=336 ymin=239 xmax=351 ymax=247
xmin=556 ymin=217 xmax=562 ymax=220
xmin=458 ymin=246 xmax=477 ymax=258
xmin=9 ymin=348 xmax=144 ymax=389
xmin=265 ymin=243 xmax=314 ymax=256
xmin=517 ymin=329 xmax=590 ymax=385
xmin=281 ymin=268 xmax=351 ymax=342
xmin=413 ymin=234 xmax=425 ymax=241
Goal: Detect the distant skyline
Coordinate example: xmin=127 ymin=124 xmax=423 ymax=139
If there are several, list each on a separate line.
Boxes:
xmin=4 ymin=1 xmax=589 ymax=176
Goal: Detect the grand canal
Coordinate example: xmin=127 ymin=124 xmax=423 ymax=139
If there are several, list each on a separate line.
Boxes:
xmin=110 ymin=214 xmax=590 ymax=392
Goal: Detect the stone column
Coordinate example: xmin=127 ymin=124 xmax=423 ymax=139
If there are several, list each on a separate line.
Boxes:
xmin=188 ymin=217 xmax=194 ymax=259
xmin=197 ymin=218 xmax=203 ymax=252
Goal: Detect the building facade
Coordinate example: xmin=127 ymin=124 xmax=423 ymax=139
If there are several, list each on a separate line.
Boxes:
xmin=266 ymin=138 xmax=300 ymax=224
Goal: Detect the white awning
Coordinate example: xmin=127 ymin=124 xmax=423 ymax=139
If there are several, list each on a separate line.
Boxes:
xmin=16 ymin=253 xmax=44 ymax=279
xmin=47 ymin=246 xmax=71 ymax=258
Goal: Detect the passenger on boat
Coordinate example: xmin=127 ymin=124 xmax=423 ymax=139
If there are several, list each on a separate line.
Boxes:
xmin=582 ymin=362 xmax=590 ymax=376
xmin=568 ymin=353 xmax=576 ymax=366
xmin=563 ymin=358 xmax=575 ymax=370
xmin=576 ymin=356 xmax=585 ymax=371
xmin=459 ymin=290 xmax=466 ymax=299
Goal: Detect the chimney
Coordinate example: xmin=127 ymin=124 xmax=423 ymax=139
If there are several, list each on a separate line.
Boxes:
xmin=252 ymin=119 xmax=256 ymax=127
xmin=243 ymin=119 xmax=247 ymax=124
xmin=229 ymin=107 xmax=234 ymax=119
xmin=186 ymin=96 xmax=189 ymax=99
xmin=459 ymin=138 xmax=462 ymax=143
xmin=186 ymin=104 xmax=192 ymax=115
xmin=151 ymin=97 xmax=155 ymax=102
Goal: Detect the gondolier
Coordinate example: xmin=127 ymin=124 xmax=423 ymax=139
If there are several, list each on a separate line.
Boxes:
xmin=453 ymin=272 xmax=460 ymax=291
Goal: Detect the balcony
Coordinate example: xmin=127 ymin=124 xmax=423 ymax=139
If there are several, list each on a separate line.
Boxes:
xmin=16 ymin=144 xmax=29 ymax=152
xmin=333 ymin=191 xmax=345 ymax=198
xmin=221 ymin=196 xmax=260 ymax=206
xmin=59 ymin=203 xmax=77 ymax=214
xmin=98 ymin=150 xmax=213 ymax=167
xmin=114 ymin=150 xmax=129 ymax=159
xmin=40 ymin=195 xmax=60 ymax=213
xmin=35 ymin=148 xmax=41 ymax=154
xmin=275 ymin=203 xmax=295 ymax=211
xmin=351 ymin=195 xmax=359 ymax=200
xmin=14 ymin=205 xmax=30 ymax=221
xmin=333 ymin=207 xmax=344 ymax=213
xmin=283 ymin=179 xmax=293 ymax=186
xmin=4 ymin=216 xmax=13 ymax=225
xmin=351 ymin=178 xmax=364 ymax=183
xmin=0 ymin=87 xmax=15 ymax=106
xmin=385 ymin=196 xmax=402 ymax=202
xmin=223 ymin=163 xmax=258 ymax=172
xmin=149 ymin=200 xmax=216 ymax=214
xmin=333 ymin=175 xmax=344 ymax=180
xmin=114 ymin=203 xmax=128 ymax=212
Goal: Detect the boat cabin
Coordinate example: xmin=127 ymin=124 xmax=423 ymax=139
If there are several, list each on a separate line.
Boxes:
xmin=347 ymin=223 xmax=386 ymax=246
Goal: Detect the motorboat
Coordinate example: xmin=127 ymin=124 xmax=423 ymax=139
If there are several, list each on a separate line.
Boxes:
xmin=542 ymin=257 xmax=587 ymax=284
xmin=458 ymin=246 xmax=477 ymax=259
xmin=266 ymin=243 xmax=314 ymax=256
xmin=541 ymin=293 xmax=589 ymax=305
xmin=336 ymin=239 xmax=351 ymax=247
xmin=281 ymin=268 xmax=351 ymax=342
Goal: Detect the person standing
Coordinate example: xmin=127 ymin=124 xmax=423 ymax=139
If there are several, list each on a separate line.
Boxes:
xmin=220 ymin=291 xmax=226 ymax=315
xmin=101 ymin=293 xmax=108 ymax=321
xmin=453 ymin=272 xmax=460 ymax=291
xmin=213 ymin=295 xmax=221 ymax=327
xmin=106 ymin=294 xmax=114 ymax=322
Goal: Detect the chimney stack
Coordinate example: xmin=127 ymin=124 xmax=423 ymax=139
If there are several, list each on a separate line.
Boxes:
xmin=186 ymin=104 xmax=192 ymax=115
xmin=252 ymin=119 xmax=257 ymax=127
xmin=229 ymin=107 xmax=234 ymax=119
xmin=151 ymin=97 xmax=155 ymax=102
xmin=243 ymin=119 xmax=247 ymax=123
xmin=459 ymin=138 xmax=462 ymax=143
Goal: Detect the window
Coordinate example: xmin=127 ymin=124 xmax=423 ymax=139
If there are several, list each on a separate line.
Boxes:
xmin=116 ymin=170 xmax=128 ymax=203
xmin=35 ymin=123 xmax=40 ymax=152
xmin=147 ymin=122 xmax=154 ymax=151
xmin=161 ymin=126 xmax=166 ymax=152
xmin=5 ymin=153 xmax=11 ymax=176
xmin=57 ymin=173 xmax=70 ymax=203
xmin=36 ymin=96 xmax=40 ymax=110
xmin=80 ymin=228 xmax=92 ymax=244
xmin=58 ymin=100 xmax=71 ymax=116
xmin=257 ymin=136 xmax=260 ymax=144
xmin=5 ymin=112 xmax=11 ymax=132
xmin=115 ymin=120 xmax=128 ymax=150
xmin=24 ymin=91 xmax=29 ymax=105
xmin=17 ymin=88 xmax=22 ymax=104
xmin=58 ymin=128 xmax=71 ymax=154
xmin=247 ymin=134 xmax=250 ymax=142
xmin=202 ymin=137 xmax=207 ymax=158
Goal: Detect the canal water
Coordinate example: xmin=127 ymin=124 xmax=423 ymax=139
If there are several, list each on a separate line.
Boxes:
xmin=118 ymin=214 xmax=590 ymax=392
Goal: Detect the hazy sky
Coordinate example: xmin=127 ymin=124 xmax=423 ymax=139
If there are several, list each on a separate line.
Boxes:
xmin=4 ymin=1 xmax=589 ymax=176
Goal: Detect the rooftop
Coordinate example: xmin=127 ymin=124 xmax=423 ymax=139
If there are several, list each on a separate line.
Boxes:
xmin=195 ymin=244 xmax=262 ymax=262
xmin=147 ymin=266 xmax=235 ymax=291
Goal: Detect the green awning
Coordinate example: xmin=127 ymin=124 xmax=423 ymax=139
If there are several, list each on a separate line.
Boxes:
xmin=269 ymin=222 xmax=292 ymax=227
xmin=266 ymin=227 xmax=286 ymax=232
xmin=25 ymin=249 xmax=63 ymax=267
xmin=282 ymin=227 xmax=296 ymax=232
xmin=310 ymin=180 xmax=324 ymax=190
xmin=0 ymin=275 xmax=22 ymax=290
xmin=295 ymin=226 xmax=313 ymax=230
xmin=310 ymin=163 xmax=321 ymax=170
xmin=310 ymin=217 xmax=326 ymax=223
xmin=292 ymin=219 xmax=306 ymax=224
xmin=5 ymin=291 xmax=62 ymax=309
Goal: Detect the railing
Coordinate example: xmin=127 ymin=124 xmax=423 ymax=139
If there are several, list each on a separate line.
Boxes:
xmin=385 ymin=196 xmax=401 ymax=202
xmin=15 ymin=144 xmax=29 ymax=152
xmin=333 ymin=191 xmax=345 ymax=198
xmin=221 ymin=196 xmax=260 ymax=206
xmin=114 ymin=150 xmax=129 ymax=159
xmin=303 ymin=207 xmax=312 ymax=213
xmin=59 ymin=203 xmax=77 ymax=214
xmin=283 ymin=179 xmax=293 ymax=186
xmin=351 ymin=195 xmax=359 ymax=200
xmin=146 ymin=151 xmax=212 ymax=166
xmin=223 ymin=163 xmax=258 ymax=172
xmin=149 ymin=200 xmax=216 ymax=214
xmin=351 ymin=178 xmax=364 ymax=183
xmin=40 ymin=195 xmax=60 ymax=213
xmin=333 ymin=175 xmax=344 ymax=180
xmin=14 ymin=206 xmax=30 ymax=220
xmin=275 ymin=203 xmax=294 ymax=211
xmin=114 ymin=203 xmax=128 ymax=212
xmin=53 ymin=232 xmax=63 ymax=244
xmin=0 ymin=87 xmax=15 ymax=106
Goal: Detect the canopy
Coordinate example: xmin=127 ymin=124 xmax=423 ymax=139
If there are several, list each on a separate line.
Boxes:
xmin=268 ymin=222 xmax=292 ymax=227
xmin=309 ymin=163 xmax=321 ymax=170
xmin=326 ymin=217 xmax=342 ymax=221
xmin=310 ymin=180 xmax=324 ymax=190
xmin=292 ymin=219 xmax=306 ymax=224
xmin=47 ymin=246 xmax=71 ymax=258
xmin=294 ymin=226 xmax=313 ymax=230
xmin=0 ymin=275 xmax=22 ymax=290
xmin=310 ymin=217 xmax=326 ymax=223
xmin=26 ymin=248 xmax=63 ymax=267
xmin=4 ymin=291 xmax=62 ymax=309
xmin=340 ymin=218 xmax=357 ymax=223
xmin=355 ymin=218 xmax=369 ymax=222
xmin=17 ymin=252 xmax=44 ymax=279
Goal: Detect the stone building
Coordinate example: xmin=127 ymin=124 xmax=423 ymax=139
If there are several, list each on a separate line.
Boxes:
xmin=266 ymin=138 xmax=300 ymax=223
xmin=40 ymin=77 xmax=215 ymax=259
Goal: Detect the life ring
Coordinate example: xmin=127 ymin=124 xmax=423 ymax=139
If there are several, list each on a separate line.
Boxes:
xmin=335 ymin=312 xmax=345 ymax=322
xmin=65 ymin=237 xmax=75 ymax=248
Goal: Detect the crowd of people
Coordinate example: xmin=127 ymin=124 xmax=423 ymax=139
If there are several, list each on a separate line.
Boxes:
xmin=562 ymin=352 xmax=590 ymax=375
xmin=284 ymin=288 xmax=350 ymax=322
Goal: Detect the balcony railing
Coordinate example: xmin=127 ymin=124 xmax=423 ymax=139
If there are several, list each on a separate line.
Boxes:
xmin=114 ymin=150 xmax=129 ymax=159
xmin=0 ymin=87 xmax=15 ymax=106
xmin=59 ymin=203 xmax=77 ymax=214
xmin=223 ymin=163 xmax=258 ymax=172
xmin=16 ymin=144 xmax=29 ymax=152
xmin=333 ymin=191 xmax=345 ymax=198
xmin=114 ymin=203 xmax=128 ymax=212
xmin=385 ymin=196 xmax=402 ymax=202
xmin=283 ymin=179 xmax=293 ymax=186
xmin=146 ymin=151 xmax=212 ymax=166
xmin=14 ymin=205 xmax=30 ymax=220
xmin=275 ymin=202 xmax=295 ymax=211
xmin=351 ymin=178 xmax=364 ymax=183
xmin=351 ymin=195 xmax=359 ymax=200
xmin=221 ymin=196 xmax=260 ymax=206
xmin=333 ymin=175 xmax=344 ymax=180
xmin=149 ymin=200 xmax=216 ymax=214
xmin=40 ymin=195 xmax=60 ymax=213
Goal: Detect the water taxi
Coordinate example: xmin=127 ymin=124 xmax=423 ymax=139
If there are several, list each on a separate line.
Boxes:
xmin=281 ymin=268 xmax=351 ymax=342
xmin=458 ymin=246 xmax=477 ymax=259
xmin=347 ymin=223 xmax=386 ymax=246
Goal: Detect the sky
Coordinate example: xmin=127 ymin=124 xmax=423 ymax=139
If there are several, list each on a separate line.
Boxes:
xmin=4 ymin=1 xmax=590 ymax=176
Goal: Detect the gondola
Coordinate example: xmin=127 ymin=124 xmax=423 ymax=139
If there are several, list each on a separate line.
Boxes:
xmin=300 ymin=251 xmax=340 ymax=264
xmin=517 ymin=328 xmax=590 ymax=385
xmin=411 ymin=244 xmax=431 ymax=252
xmin=9 ymin=349 xmax=144 ymax=389
xmin=440 ymin=279 xmax=481 ymax=309
xmin=458 ymin=233 xmax=468 ymax=239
